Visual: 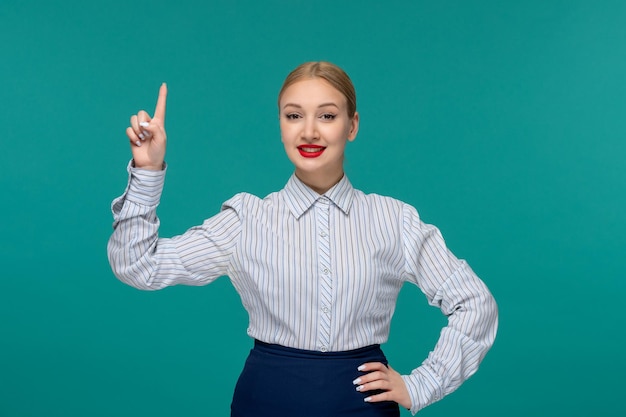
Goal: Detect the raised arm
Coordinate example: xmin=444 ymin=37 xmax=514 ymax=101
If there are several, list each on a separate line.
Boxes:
xmin=108 ymin=85 xmax=242 ymax=291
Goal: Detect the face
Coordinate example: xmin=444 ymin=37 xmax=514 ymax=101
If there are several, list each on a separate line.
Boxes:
xmin=279 ymin=78 xmax=359 ymax=192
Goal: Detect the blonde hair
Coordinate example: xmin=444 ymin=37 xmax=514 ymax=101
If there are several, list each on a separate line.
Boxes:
xmin=278 ymin=61 xmax=357 ymax=118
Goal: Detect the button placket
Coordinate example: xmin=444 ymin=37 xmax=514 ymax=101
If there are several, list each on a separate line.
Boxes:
xmin=316 ymin=197 xmax=332 ymax=352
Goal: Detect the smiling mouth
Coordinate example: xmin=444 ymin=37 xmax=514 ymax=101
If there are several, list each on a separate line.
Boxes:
xmin=297 ymin=145 xmax=326 ymax=158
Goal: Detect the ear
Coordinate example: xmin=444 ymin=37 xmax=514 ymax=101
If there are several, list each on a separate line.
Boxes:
xmin=347 ymin=111 xmax=359 ymax=142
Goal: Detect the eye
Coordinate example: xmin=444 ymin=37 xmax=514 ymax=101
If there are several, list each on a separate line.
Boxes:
xmin=320 ymin=113 xmax=336 ymax=121
xmin=285 ymin=113 xmax=301 ymax=120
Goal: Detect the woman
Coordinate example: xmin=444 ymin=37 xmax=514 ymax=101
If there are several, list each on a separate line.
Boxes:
xmin=108 ymin=61 xmax=498 ymax=416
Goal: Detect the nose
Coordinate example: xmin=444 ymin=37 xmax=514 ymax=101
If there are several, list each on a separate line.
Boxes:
xmin=301 ymin=118 xmax=319 ymax=142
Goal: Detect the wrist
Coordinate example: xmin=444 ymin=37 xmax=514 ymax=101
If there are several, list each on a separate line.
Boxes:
xmin=132 ymin=160 xmax=165 ymax=171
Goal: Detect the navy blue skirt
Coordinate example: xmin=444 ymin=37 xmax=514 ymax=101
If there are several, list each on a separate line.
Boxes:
xmin=231 ymin=340 xmax=400 ymax=417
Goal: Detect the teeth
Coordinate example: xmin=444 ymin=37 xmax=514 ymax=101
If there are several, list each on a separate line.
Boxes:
xmin=300 ymin=147 xmax=324 ymax=152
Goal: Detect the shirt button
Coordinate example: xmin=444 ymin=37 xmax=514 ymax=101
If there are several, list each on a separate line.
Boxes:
xmin=323 ymin=268 xmax=329 ymax=274
xmin=320 ymin=346 xmax=328 ymax=352
xmin=322 ymin=306 xmax=330 ymax=314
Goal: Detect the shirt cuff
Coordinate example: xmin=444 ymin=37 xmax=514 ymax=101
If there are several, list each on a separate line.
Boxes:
xmin=125 ymin=160 xmax=167 ymax=206
xmin=401 ymin=365 xmax=444 ymax=415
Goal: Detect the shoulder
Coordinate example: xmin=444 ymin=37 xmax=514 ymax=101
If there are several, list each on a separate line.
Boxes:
xmin=221 ymin=191 xmax=282 ymax=215
xmin=352 ymin=188 xmax=412 ymax=214
xmin=351 ymin=189 xmax=426 ymax=232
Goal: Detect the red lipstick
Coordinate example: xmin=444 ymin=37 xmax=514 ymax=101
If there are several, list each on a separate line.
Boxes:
xmin=297 ymin=145 xmax=326 ymax=158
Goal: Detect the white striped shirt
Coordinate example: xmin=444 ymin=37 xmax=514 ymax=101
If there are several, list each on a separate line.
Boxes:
xmin=107 ymin=163 xmax=498 ymax=414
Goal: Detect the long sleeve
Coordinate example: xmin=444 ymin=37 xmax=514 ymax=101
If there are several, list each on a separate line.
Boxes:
xmin=400 ymin=204 xmax=498 ymax=415
xmin=107 ymin=162 xmax=242 ymax=290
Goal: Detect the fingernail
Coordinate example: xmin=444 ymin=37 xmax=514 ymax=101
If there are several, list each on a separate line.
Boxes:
xmin=142 ymin=130 xmax=151 ymax=137
xmin=358 ymin=365 xmax=366 ymax=371
xmin=140 ymin=122 xmax=150 ymax=127
xmin=356 ymin=385 xmax=364 ymax=392
xmin=135 ymin=140 xmax=142 ymax=147
xmin=138 ymin=133 xmax=145 ymax=140
xmin=352 ymin=378 xmax=361 ymax=385
xmin=364 ymin=397 xmax=372 ymax=402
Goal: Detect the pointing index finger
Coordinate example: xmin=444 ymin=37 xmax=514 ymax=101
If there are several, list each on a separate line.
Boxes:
xmin=154 ymin=83 xmax=167 ymax=121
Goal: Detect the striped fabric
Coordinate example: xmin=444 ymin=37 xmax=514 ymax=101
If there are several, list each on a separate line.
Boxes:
xmin=107 ymin=162 xmax=498 ymax=414
xmin=316 ymin=196 xmax=333 ymax=352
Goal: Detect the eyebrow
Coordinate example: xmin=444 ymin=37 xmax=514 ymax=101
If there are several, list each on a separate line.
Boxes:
xmin=281 ymin=102 xmax=340 ymax=110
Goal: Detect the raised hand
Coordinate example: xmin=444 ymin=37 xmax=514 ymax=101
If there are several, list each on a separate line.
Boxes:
xmin=126 ymin=83 xmax=168 ymax=170
xmin=353 ymin=362 xmax=412 ymax=410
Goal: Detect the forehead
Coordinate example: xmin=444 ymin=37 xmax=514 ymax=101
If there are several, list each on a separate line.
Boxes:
xmin=280 ymin=78 xmax=347 ymax=108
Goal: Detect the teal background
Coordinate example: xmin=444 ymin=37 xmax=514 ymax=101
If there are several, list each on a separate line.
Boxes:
xmin=1 ymin=0 xmax=624 ymax=416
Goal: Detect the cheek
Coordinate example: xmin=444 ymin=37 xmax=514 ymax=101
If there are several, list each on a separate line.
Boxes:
xmin=326 ymin=125 xmax=351 ymax=142
xmin=280 ymin=124 xmax=298 ymax=142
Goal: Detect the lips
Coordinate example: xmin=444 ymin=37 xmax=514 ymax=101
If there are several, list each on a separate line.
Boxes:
xmin=297 ymin=145 xmax=326 ymax=158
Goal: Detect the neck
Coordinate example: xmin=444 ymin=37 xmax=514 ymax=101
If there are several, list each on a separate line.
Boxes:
xmin=295 ymin=169 xmax=344 ymax=195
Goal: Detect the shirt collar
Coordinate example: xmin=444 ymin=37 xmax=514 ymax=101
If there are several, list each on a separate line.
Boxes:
xmin=282 ymin=173 xmax=355 ymax=219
